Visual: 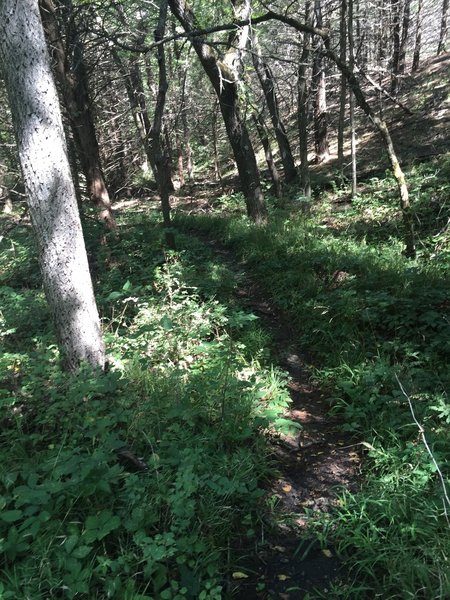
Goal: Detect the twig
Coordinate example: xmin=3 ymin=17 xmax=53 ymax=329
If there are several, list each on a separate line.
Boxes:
xmin=395 ymin=373 xmax=450 ymax=525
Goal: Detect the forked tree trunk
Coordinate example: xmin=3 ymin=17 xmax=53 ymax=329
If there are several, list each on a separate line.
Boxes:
xmin=252 ymin=33 xmax=297 ymax=183
xmin=0 ymin=0 xmax=105 ymax=371
xmin=169 ymin=0 xmax=267 ymax=224
xmin=39 ymin=0 xmax=116 ymax=229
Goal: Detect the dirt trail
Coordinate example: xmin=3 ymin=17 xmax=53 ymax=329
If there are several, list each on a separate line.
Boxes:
xmin=192 ymin=240 xmax=361 ymax=599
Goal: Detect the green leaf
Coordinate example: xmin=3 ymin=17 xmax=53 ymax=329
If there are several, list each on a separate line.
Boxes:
xmin=65 ymin=535 xmax=79 ymax=554
xmin=84 ymin=510 xmax=121 ymax=542
xmin=1 ymin=510 xmax=23 ymax=523
xmin=160 ymin=316 xmax=174 ymax=331
xmin=106 ymin=291 xmax=123 ymax=302
xmin=72 ymin=545 xmax=93 ymax=559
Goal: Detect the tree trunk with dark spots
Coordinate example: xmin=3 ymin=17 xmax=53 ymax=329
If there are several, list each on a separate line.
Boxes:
xmin=0 ymin=0 xmax=105 ymax=372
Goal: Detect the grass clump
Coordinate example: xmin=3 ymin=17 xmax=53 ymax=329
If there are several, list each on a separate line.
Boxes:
xmin=174 ymin=155 xmax=450 ymax=598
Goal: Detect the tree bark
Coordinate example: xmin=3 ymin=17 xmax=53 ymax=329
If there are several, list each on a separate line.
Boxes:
xmin=253 ymin=113 xmax=282 ymax=198
xmin=152 ymin=0 xmax=176 ymax=250
xmin=251 ymin=33 xmax=297 ymax=183
xmin=438 ymin=0 xmax=449 ymax=55
xmin=312 ymin=0 xmax=329 ymax=164
xmin=0 ymin=0 xmax=105 ymax=371
xmin=398 ymin=0 xmax=411 ymax=75
xmin=338 ymin=0 xmax=348 ymax=171
xmin=212 ymin=100 xmax=223 ymax=185
xmin=390 ymin=0 xmax=401 ymax=93
xmin=168 ymin=0 xmax=267 ymax=224
xmin=39 ymin=0 xmax=116 ymax=229
xmin=411 ymin=0 xmax=423 ymax=73
xmin=298 ymin=0 xmax=312 ymax=197
xmin=349 ymin=0 xmax=357 ymax=196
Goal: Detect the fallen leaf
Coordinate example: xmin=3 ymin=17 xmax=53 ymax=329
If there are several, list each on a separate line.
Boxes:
xmin=232 ymin=572 xmax=249 ymax=580
xmin=322 ymin=548 xmax=333 ymax=558
xmin=278 ymin=574 xmax=291 ymax=581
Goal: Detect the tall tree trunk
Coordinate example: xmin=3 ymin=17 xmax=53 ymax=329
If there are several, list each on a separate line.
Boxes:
xmin=438 ymin=0 xmax=449 ymax=55
xmin=152 ymin=0 xmax=176 ymax=249
xmin=390 ymin=0 xmax=401 ymax=93
xmin=349 ymin=0 xmax=357 ymax=196
xmin=212 ymin=100 xmax=223 ymax=185
xmin=411 ymin=0 xmax=423 ymax=73
xmin=175 ymin=129 xmax=185 ymax=188
xmin=312 ymin=0 xmax=329 ymax=164
xmin=168 ymin=0 xmax=267 ymax=224
xmin=398 ymin=0 xmax=411 ymax=75
xmin=39 ymin=0 xmax=116 ymax=229
xmin=298 ymin=0 xmax=312 ymax=197
xmin=181 ymin=75 xmax=193 ymax=181
xmin=253 ymin=113 xmax=282 ymax=198
xmin=338 ymin=0 xmax=348 ymax=171
xmin=251 ymin=33 xmax=297 ymax=183
xmin=172 ymin=37 xmax=193 ymax=187
xmin=0 ymin=0 xmax=105 ymax=372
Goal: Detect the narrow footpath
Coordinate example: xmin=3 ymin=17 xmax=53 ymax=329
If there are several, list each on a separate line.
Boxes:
xmin=190 ymin=235 xmax=361 ymax=599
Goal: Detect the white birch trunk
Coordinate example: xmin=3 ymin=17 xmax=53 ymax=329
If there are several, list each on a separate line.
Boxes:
xmin=0 ymin=0 xmax=105 ymax=372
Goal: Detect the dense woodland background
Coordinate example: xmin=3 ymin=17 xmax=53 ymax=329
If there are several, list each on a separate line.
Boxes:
xmin=0 ymin=0 xmax=449 ymax=598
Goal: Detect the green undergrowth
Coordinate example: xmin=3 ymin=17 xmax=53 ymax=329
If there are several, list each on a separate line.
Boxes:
xmin=0 ymin=210 xmax=295 ymax=598
xmin=174 ymin=155 xmax=450 ymax=599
